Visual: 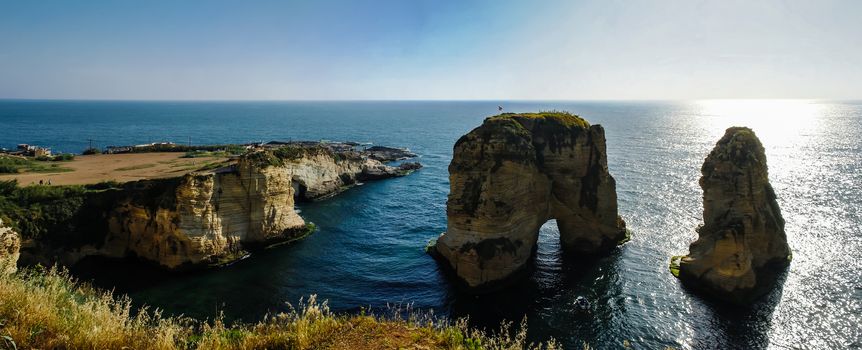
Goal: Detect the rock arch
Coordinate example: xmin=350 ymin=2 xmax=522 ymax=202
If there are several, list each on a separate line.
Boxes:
xmin=434 ymin=113 xmax=628 ymax=290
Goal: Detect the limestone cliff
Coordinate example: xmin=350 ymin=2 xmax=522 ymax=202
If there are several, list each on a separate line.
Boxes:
xmin=674 ymin=127 xmax=791 ymax=304
xmin=18 ymin=145 xmax=419 ymax=269
xmin=0 ymin=219 xmax=20 ymax=275
xmin=434 ymin=112 xmax=627 ymax=290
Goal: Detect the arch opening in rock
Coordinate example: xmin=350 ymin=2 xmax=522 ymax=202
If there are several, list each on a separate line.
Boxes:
xmin=433 ymin=112 xmax=628 ymax=291
xmin=291 ymin=178 xmax=308 ymax=202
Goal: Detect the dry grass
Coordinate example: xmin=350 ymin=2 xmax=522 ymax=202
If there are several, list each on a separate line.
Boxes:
xmin=0 ymin=267 xmax=561 ymax=349
xmin=0 ymin=153 xmax=229 ymax=186
xmin=114 ymin=163 xmax=157 ymax=171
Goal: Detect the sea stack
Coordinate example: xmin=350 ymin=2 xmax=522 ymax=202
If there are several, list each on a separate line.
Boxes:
xmin=674 ymin=127 xmax=791 ymax=304
xmin=434 ymin=112 xmax=628 ymax=290
xmin=0 ymin=219 xmax=20 ymax=275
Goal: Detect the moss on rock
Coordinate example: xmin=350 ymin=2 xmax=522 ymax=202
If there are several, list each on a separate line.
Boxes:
xmin=487 ymin=111 xmax=591 ymax=129
xmin=669 ymin=255 xmax=683 ymax=278
xmin=244 ymin=146 xmax=337 ymax=168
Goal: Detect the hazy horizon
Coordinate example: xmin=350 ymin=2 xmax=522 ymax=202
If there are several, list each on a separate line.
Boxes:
xmin=1 ymin=98 xmax=859 ymax=103
xmin=1 ymin=0 xmax=860 ymax=100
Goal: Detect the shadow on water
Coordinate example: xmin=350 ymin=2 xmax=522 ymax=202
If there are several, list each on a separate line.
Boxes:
xmin=686 ymin=269 xmax=789 ymax=349
xmin=440 ymin=239 xmax=628 ymax=348
xmin=69 ymin=243 xmax=316 ymax=323
xmin=541 ymin=248 xmax=628 ymax=347
xmin=71 ymin=256 xmax=191 ymax=292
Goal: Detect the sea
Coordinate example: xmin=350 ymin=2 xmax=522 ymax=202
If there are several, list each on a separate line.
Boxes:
xmin=0 ymin=100 xmax=859 ymax=349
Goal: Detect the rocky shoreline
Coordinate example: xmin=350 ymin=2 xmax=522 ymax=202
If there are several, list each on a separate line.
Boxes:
xmin=1 ymin=142 xmax=421 ymax=272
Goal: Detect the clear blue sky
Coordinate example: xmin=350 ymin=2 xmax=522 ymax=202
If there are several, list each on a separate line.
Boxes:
xmin=0 ymin=0 xmax=859 ymax=100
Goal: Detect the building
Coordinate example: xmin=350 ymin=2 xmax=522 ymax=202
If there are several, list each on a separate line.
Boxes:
xmin=15 ymin=144 xmax=52 ymax=157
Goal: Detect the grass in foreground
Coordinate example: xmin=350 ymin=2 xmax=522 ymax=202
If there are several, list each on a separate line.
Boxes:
xmin=0 ymin=267 xmax=561 ymax=349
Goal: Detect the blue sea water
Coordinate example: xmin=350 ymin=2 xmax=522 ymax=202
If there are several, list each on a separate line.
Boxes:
xmin=1 ymin=100 xmax=860 ymax=349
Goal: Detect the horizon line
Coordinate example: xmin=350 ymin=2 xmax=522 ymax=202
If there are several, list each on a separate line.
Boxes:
xmin=0 ymin=97 xmax=855 ymax=103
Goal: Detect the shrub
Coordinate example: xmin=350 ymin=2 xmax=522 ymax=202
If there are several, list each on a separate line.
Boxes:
xmin=0 ymin=156 xmax=72 ymax=174
xmin=224 ymin=145 xmax=247 ymax=155
xmin=52 ymin=153 xmax=76 ymax=161
xmin=0 ymin=182 xmax=120 ymax=246
xmin=0 ymin=164 xmax=18 ymax=173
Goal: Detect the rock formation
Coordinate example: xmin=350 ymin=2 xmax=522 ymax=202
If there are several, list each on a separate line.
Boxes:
xmin=0 ymin=219 xmax=20 ymax=275
xmin=434 ymin=112 xmax=627 ymax=290
xmin=365 ymin=146 xmax=418 ymax=162
xmin=17 ymin=145 xmax=418 ymax=269
xmin=674 ymin=127 xmax=791 ymax=304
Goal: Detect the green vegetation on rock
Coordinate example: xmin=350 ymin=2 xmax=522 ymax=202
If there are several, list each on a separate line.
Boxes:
xmin=488 ymin=111 xmax=590 ymax=129
xmin=0 ymin=179 xmax=179 ymax=247
xmin=37 ymin=153 xmax=75 ymax=162
xmin=181 ymin=145 xmax=245 ymax=158
xmin=244 ymin=146 xmax=334 ymax=168
xmin=263 ymin=222 xmax=319 ymax=250
xmin=669 ymin=255 xmax=683 ymax=278
xmin=124 ymin=143 xmax=246 ymax=154
xmin=0 ymin=180 xmax=91 ymax=243
xmin=617 ymin=228 xmax=632 ymax=245
xmin=425 ymin=237 xmax=438 ymax=253
xmin=182 ymin=150 xmax=228 ymax=158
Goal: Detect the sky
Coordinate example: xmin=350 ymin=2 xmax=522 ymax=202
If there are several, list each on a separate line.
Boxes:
xmin=0 ymin=0 xmax=859 ymax=100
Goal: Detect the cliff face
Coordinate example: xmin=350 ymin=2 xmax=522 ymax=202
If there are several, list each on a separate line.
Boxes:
xmin=676 ymin=127 xmax=791 ymax=303
xmin=435 ymin=113 xmax=627 ymax=290
xmin=95 ymin=160 xmax=305 ymax=269
xmin=19 ymin=146 xmax=418 ymax=269
xmin=0 ymin=219 xmax=20 ymax=275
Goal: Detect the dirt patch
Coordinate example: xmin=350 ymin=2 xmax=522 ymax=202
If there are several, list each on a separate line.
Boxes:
xmin=0 ymin=153 xmax=231 ymax=186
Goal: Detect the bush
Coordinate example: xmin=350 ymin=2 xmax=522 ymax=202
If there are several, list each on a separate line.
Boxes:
xmin=225 ymin=144 xmax=247 ymax=155
xmin=0 ymin=164 xmax=19 ymax=173
xmin=0 ymin=181 xmax=118 ymax=246
xmin=0 ymin=179 xmax=17 ymax=195
xmin=52 ymin=153 xmax=76 ymax=161
xmin=0 ymin=156 xmax=72 ymax=173
xmin=88 ymin=180 xmax=123 ymax=191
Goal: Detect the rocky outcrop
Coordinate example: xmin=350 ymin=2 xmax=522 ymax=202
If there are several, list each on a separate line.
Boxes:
xmin=18 ymin=146 xmax=419 ymax=270
xmin=366 ymin=146 xmax=418 ymax=162
xmin=674 ymin=127 xmax=791 ymax=304
xmin=282 ymin=150 xmax=418 ymax=198
xmin=434 ymin=112 xmax=627 ymax=290
xmin=0 ymin=219 xmax=20 ymax=275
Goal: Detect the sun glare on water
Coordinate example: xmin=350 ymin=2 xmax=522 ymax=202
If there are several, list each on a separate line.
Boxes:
xmin=695 ymin=99 xmax=824 ymax=149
